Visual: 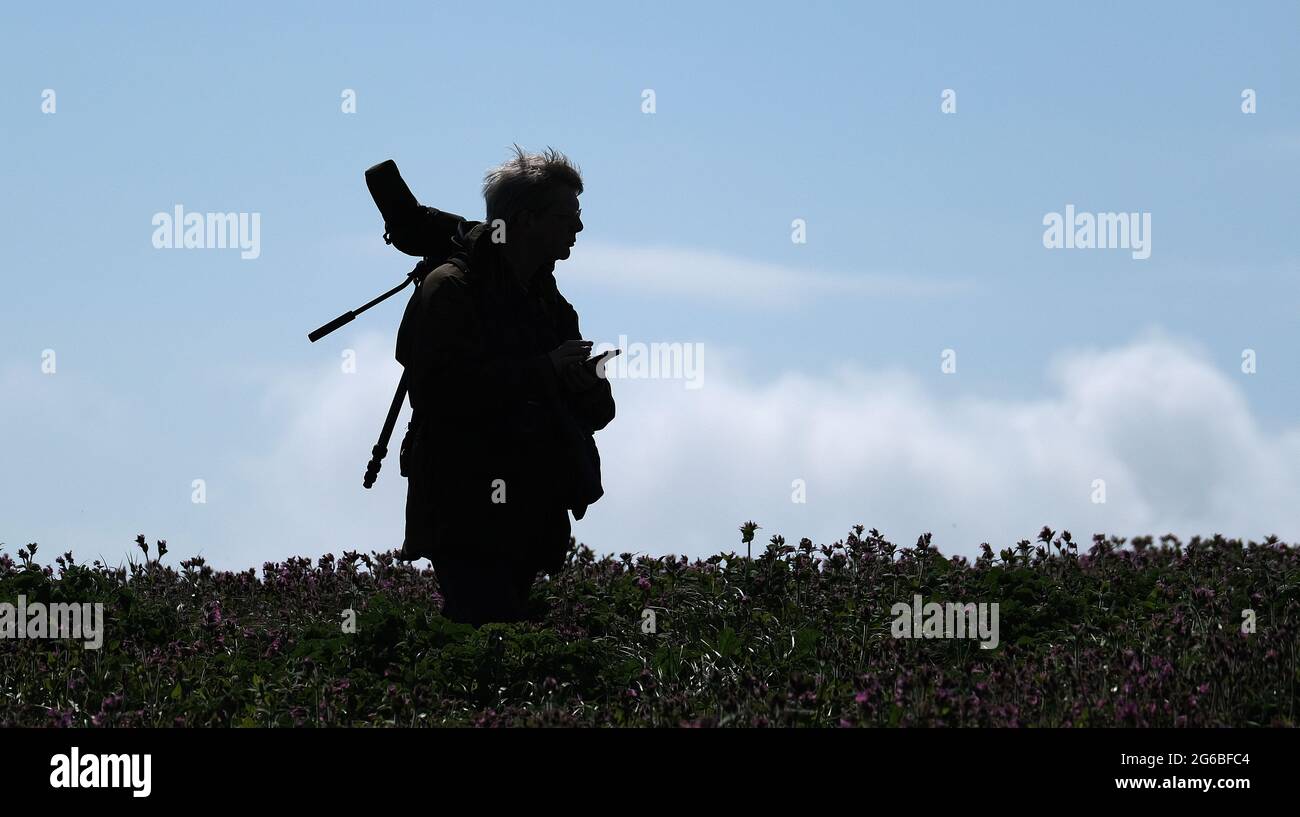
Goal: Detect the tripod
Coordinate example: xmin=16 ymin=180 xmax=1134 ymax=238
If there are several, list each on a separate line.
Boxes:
xmin=307 ymin=258 xmax=436 ymax=489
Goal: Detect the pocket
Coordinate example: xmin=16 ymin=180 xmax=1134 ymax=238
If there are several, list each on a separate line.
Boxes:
xmin=399 ymin=420 xmax=422 ymax=478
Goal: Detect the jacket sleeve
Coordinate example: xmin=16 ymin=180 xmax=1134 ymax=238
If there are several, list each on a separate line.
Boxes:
xmin=549 ymin=287 xmax=616 ymax=433
xmin=397 ymin=264 xmax=555 ymax=416
xmin=565 ymin=372 xmax=616 ymax=433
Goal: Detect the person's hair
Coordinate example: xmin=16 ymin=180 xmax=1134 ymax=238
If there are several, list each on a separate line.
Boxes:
xmin=482 ymin=144 xmax=583 ymax=224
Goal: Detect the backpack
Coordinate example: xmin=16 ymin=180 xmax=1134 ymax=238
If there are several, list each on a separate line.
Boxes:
xmin=367 ymin=250 xmax=472 ymax=490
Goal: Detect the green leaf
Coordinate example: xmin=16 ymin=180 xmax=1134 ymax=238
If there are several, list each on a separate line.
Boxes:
xmin=794 ymin=627 xmax=820 ymax=659
xmin=716 ymin=627 xmax=741 ymax=659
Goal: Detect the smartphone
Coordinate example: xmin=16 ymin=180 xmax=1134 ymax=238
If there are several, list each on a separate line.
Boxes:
xmin=584 ymin=348 xmax=622 ymax=370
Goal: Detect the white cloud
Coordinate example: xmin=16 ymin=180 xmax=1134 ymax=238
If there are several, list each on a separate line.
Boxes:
xmin=560 ymin=241 xmax=973 ymax=306
xmin=214 ymin=336 xmax=411 ymax=565
xmin=221 ymin=326 xmax=1300 ymax=569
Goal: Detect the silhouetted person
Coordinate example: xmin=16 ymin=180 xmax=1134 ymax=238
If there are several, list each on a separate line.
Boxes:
xmin=395 ymin=146 xmax=614 ymax=626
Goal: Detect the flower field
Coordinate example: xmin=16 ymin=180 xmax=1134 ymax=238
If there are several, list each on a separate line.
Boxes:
xmin=1 ymin=526 xmax=1296 ymax=727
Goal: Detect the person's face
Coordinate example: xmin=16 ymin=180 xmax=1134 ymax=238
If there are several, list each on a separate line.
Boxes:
xmin=522 ymin=185 xmax=583 ymax=262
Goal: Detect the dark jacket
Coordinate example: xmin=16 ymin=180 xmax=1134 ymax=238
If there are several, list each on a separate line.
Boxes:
xmin=395 ymin=221 xmax=614 ymax=562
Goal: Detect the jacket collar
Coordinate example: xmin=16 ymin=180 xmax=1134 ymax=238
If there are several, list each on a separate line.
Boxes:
xmin=456 ymin=220 xmax=558 ymax=297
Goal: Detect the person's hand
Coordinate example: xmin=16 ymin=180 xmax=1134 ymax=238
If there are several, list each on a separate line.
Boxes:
xmin=548 ymin=339 xmax=593 ymax=375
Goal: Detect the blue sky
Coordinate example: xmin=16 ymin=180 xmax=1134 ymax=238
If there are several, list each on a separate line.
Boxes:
xmin=3 ymin=1 xmax=1298 ymax=569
